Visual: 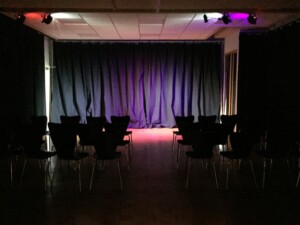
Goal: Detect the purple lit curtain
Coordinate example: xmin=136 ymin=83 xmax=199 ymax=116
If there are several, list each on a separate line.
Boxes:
xmin=51 ymin=41 xmax=222 ymax=128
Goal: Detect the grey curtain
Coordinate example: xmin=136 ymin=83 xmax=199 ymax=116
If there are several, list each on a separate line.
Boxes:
xmin=52 ymin=41 xmax=222 ymax=128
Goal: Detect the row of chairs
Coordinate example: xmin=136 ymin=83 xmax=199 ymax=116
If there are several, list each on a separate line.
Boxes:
xmin=0 ymin=115 xmax=132 ymax=191
xmin=173 ymin=116 xmax=300 ymax=190
xmin=60 ymin=115 xmax=133 ymax=147
xmin=174 ymin=115 xmax=238 ymax=169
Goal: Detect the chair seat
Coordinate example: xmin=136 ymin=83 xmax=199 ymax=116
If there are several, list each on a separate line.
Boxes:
xmin=256 ymin=150 xmax=287 ymax=159
xmin=58 ymin=152 xmax=89 ymax=161
xmin=94 ymin=152 xmax=121 ymax=160
xmin=220 ymin=151 xmax=249 ymax=159
xmin=177 ymin=139 xmax=191 ymax=145
xmin=186 ymin=150 xmax=213 ymax=159
xmin=26 ymin=151 xmax=57 ymax=159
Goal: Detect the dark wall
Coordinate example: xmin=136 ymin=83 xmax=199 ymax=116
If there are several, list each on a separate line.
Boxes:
xmin=0 ymin=13 xmax=45 ymax=128
xmin=238 ymin=21 xmax=300 ymax=141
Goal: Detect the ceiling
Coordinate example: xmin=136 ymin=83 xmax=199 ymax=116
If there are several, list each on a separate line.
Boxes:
xmin=1 ymin=0 xmax=300 ymax=41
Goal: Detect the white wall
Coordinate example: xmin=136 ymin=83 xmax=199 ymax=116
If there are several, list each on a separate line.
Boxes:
xmin=224 ymin=30 xmax=240 ymax=54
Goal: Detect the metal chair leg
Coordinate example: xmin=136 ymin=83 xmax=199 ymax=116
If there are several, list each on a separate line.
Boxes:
xmin=249 ymin=159 xmax=257 ymax=188
xmin=185 ymin=158 xmax=191 ymax=190
xmin=176 ymin=144 xmax=181 ymax=169
xmin=78 ymin=162 xmax=82 ymax=192
xmin=296 ymin=170 xmax=300 ymax=188
xmin=89 ymin=161 xmax=96 ymax=191
xmin=10 ymin=159 xmax=13 ymax=188
xmin=225 ymin=159 xmax=229 ymax=190
xmin=212 ymin=161 xmax=219 ymax=189
xmin=117 ymin=159 xmax=123 ymax=191
xmin=262 ymin=159 xmax=266 ymax=189
xmin=20 ymin=159 xmax=27 ymax=187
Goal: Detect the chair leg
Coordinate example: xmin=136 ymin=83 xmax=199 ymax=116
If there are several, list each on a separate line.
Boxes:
xmin=129 ymin=134 xmax=133 ymax=156
xmin=20 ymin=159 xmax=27 ymax=187
xmin=10 ymin=159 xmax=13 ymax=188
xmin=225 ymin=159 xmax=229 ymax=190
xmin=44 ymin=160 xmax=48 ymax=191
xmin=249 ymin=159 xmax=257 ymax=188
xmin=78 ymin=162 xmax=82 ymax=192
xmin=212 ymin=161 xmax=219 ymax=189
xmin=176 ymin=144 xmax=181 ymax=169
xmin=117 ymin=159 xmax=123 ymax=191
xmin=89 ymin=161 xmax=96 ymax=191
xmin=172 ymin=133 xmax=177 ymax=153
xmin=296 ymin=170 xmax=300 ymax=188
xmin=262 ymin=159 xmax=267 ymax=189
xmin=185 ymin=158 xmax=191 ymax=190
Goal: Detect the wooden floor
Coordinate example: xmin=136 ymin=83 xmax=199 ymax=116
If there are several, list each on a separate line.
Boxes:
xmin=1 ymin=128 xmax=300 ymax=225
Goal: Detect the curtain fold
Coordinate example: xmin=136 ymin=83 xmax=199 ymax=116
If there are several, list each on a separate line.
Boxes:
xmin=52 ymin=41 xmax=222 ymax=128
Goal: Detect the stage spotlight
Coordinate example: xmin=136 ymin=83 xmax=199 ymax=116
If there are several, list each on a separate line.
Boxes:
xmin=222 ymin=14 xmax=232 ymax=24
xmin=42 ymin=14 xmax=53 ymax=24
xmin=16 ymin=13 xmax=26 ymax=24
xmin=203 ymin=14 xmax=208 ymax=23
xmin=247 ymin=14 xmax=257 ymax=24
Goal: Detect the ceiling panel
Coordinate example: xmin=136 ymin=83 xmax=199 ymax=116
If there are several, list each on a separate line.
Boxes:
xmin=1 ymin=0 xmax=300 ymax=41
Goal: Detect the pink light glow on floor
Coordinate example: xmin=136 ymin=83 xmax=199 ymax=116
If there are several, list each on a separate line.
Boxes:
xmin=126 ymin=128 xmax=179 ymax=144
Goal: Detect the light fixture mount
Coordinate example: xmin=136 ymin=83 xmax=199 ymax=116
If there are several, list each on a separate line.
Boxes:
xmin=42 ymin=14 xmax=53 ymax=24
xmin=16 ymin=13 xmax=26 ymax=24
xmin=247 ymin=14 xmax=257 ymax=24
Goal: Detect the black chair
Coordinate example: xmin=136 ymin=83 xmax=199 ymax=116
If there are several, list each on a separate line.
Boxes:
xmin=185 ymin=130 xmax=219 ymax=190
xmin=31 ymin=115 xmax=48 ymax=149
xmin=110 ymin=115 xmax=133 ymax=155
xmin=86 ymin=116 xmax=107 ymax=128
xmin=198 ymin=115 xmax=217 ymax=132
xmin=220 ymin=132 xmax=257 ymax=190
xmin=172 ymin=116 xmax=195 ymax=153
xmin=176 ymin=121 xmax=199 ymax=169
xmin=48 ymin=122 xmax=88 ymax=192
xmin=220 ymin=114 xmax=238 ymax=136
xmin=0 ymin=123 xmax=20 ymax=187
xmin=256 ymin=129 xmax=292 ymax=189
xmin=60 ymin=115 xmax=81 ymax=125
xmin=104 ymin=122 xmax=131 ymax=169
xmin=89 ymin=131 xmax=123 ymax=191
xmin=20 ymin=123 xmax=57 ymax=190
xmin=77 ymin=123 xmax=102 ymax=152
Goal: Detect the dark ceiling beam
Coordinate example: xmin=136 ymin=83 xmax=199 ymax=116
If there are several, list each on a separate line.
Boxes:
xmin=1 ymin=7 xmax=300 ymax=13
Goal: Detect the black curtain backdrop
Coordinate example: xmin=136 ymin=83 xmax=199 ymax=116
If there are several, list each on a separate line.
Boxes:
xmin=0 ymin=14 xmax=45 ymax=127
xmin=238 ymin=21 xmax=300 ymax=139
xmin=52 ymin=41 xmax=223 ymax=128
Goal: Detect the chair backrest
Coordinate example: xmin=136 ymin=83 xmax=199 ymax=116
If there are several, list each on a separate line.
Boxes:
xmin=48 ymin=123 xmax=77 ymax=159
xmin=104 ymin=122 xmax=127 ymax=145
xmin=31 ymin=115 xmax=47 ymax=136
xmin=77 ymin=123 xmax=101 ymax=146
xmin=110 ymin=116 xmax=130 ymax=127
xmin=93 ymin=132 xmax=118 ymax=157
xmin=175 ymin=116 xmax=194 ymax=124
xmin=21 ymin=123 xmax=45 ymax=155
xmin=60 ymin=115 xmax=81 ymax=125
xmin=86 ymin=116 xmax=107 ymax=127
xmin=177 ymin=122 xmax=199 ymax=142
xmin=175 ymin=116 xmax=195 ymax=133
xmin=220 ymin=115 xmax=238 ymax=134
xmin=198 ymin=115 xmax=217 ymax=132
xmin=190 ymin=130 xmax=216 ymax=158
xmin=230 ymin=132 xmax=253 ymax=157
